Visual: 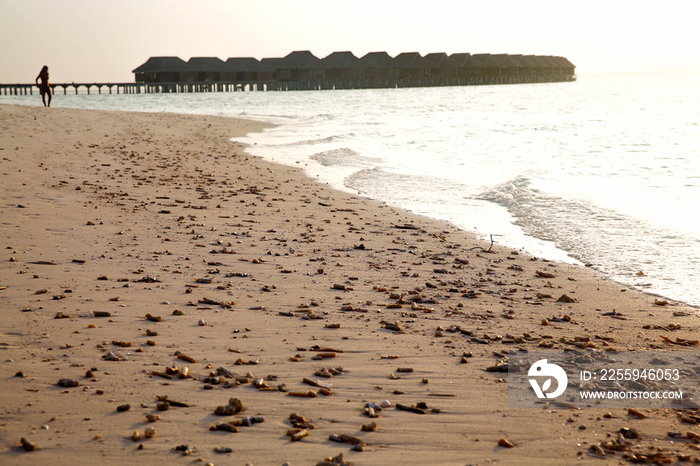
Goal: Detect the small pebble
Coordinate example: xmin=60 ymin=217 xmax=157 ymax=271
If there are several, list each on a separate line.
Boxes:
xmin=498 ymin=437 xmax=514 ymax=448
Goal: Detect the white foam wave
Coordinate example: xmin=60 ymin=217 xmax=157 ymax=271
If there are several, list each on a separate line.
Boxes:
xmin=479 ymin=176 xmax=700 ymax=302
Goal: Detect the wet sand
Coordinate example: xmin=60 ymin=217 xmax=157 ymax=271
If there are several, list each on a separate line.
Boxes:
xmin=1 ymin=103 xmax=698 ymax=465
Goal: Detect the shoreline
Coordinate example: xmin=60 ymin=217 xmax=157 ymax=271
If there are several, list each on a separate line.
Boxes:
xmin=1 ymin=103 xmax=698 ymax=465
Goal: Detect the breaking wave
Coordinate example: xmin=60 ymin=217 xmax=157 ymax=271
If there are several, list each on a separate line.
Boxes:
xmin=310 ymin=148 xmax=381 ymax=168
xmin=478 ymin=176 xmax=700 ymax=296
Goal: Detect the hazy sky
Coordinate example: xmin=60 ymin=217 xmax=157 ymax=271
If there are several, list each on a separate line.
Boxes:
xmin=1 ymin=0 xmax=698 ymax=83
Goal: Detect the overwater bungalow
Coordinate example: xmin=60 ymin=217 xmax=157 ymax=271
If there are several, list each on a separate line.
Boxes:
xmin=133 ymin=56 xmax=191 ymax=83
xmin=392 ymin=52 xmax=426 ymax=79
xmin=356 ymin=52 xmax=394 ymax=82
xmin=323 ymin=52 xmax=361 ymax=81
xmin=187 ymin=57 xmax=230 ymax=82
xmin=423 ymin=53 xmax=451 ymax=79
xmin=126 ymin=50 xmax=576 ymax=93
xmin=225 ymin=58 xmax=275 ymax=82
xmin=269 ymin=51 xmax=325 ymax=82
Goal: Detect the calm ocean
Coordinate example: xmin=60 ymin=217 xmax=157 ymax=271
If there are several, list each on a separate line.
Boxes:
xmin=3 ymin=74 xmax=699 ymax=306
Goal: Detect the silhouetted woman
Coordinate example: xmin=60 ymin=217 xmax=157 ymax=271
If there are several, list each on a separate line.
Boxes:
xmin=35 ymin=66 xmax=51 ymax=107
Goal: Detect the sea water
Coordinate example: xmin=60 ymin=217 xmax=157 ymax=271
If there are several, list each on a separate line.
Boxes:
xmin=3 ymin=74 xmax=699 ymax=306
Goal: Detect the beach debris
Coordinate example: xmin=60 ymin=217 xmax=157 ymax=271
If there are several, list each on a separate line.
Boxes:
xmin=211 ymin=422 xmax=238 ymax=433
xmin=556 ymin=294 xmax=576 ymax=303
xmin=131 ymin=430 xmax=142 ymax=442
xmin=215 ymin=398 xmax=244 ymax=415
xmin=156 ymin=395 xmax=189 ymax=407
xmin=145 ymin=313 xmax=162 ymax=322
xmin=176 ymin=352 xmax=197 ymax=363
xmin=93 ymin=311 xmax=111 ymax=317
xmin=329 ymin=433 xmax=366 ymax=446
xmin=135 ymin=276 xmax=160 ymax=283
xmin=316 ymin=453 xmax=352 ymax=466
xmin=498 ymin=437 xmax=515 ymax=448
xmin=396 ymin=403 xmax=426 ymax=414
xmin=288 ymin=390 xmax=317 ymax=398
xmin=288 ymin=412 xmax=315 ymax=431
xmin=589 ymin=444 xmax=606 ymax=457
xmin=536 ymin=270 xmax=556 ymax=279
xmin=394 ymin=223 xmax=419 ymax=230
xmin=660 ymin=335 xmax=699 ymax=346
xmin=303 ymin=377 xmax=332 ymax=389
xmin=174 ymin=444 xmax=194 ymax=456
xmin=332 ymin=284 xmax=352 ymax=291
xmin=144 ymin=426 xmax=156 ymax=438
xmin=289 ymin=429 xmax=309 ymax=441
xmin=382 ymin=322 xmax=402 ymax=331
xmin=20 ymin=437 xmax=39 ymax=451
xmin=103 ymin=351 xmax=123 ymax=361
xmin=146 ymin=414 xmax=160 ymax=423
xmin=214 ymin=446 xmax=233 ymax=453
xmin=361 ymin=421 xmax=378 ymax=432
xmin=485 ymin=363 xmax=511 ymax=373
xmin=54 ymin=312 xmax=72 ymax=319
xmin=57 ymin=378 xmax=80 ymax=388
xmin=314 ymin=367 xmax=344 ymax=378
xmin=156 ymin=402 xmax=170 ymax=411
xmin=627 ymin=408 xmax=646 ymax=419
xmin=117 ymin=404 xmax=131 ymax=412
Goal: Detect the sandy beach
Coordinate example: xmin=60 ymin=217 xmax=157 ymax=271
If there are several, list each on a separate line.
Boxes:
xmin=1 ymin=103 xmax=699 ymax=466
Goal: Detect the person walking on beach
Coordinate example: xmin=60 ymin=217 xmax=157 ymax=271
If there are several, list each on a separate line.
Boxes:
xmin=35 ymin=66 xmax=51 ymax=107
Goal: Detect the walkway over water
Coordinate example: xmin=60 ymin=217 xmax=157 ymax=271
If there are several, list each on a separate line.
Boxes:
xmin=2 ymin=75 xmax=575 ymax=96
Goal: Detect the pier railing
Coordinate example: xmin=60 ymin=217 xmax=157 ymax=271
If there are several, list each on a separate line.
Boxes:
xmin=2 ymin=75 xmax=576 ymax=96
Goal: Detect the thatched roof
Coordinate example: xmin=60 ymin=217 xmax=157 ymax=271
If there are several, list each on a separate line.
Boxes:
xmin=538 ymin=56 xmax=559 ymax=68
xmin=275 ymin=51 xmax=324 ymax=69
xmin=506 ymin=54 xmax=530 ymax=67
xmin=523 ymin=55 xmax=545 ymax=68
xmin=469 ymin=54 xmax=491 ymax=67
xmin=132 ymin=56 xmax=190 ymax=74
xmin=322 ymin=52 xmax=360 ymax=69
xmin=423 ymin=53 xmax=449 ymax=67
xmin=447 ymin=53 xmax=472 ymax=67
xmin=187 ymin=57 xmax=230 ymax=72
xmin=484 ymin=54 xmax=514 ymax=68
xmin=558 ymin=56 xmax=576 ymax=69
xmin=392 ymin=52 xmax=423 ymax=68
xmin=358 ymin=52 xmax=393 ymax=68
xmin=225 ymin=58 xmax=274 ymax=73
xmin=260 ymin=57 xmax=283 ymax=69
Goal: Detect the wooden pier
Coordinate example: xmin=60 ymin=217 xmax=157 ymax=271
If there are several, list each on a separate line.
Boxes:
xmin=1 ymin=74 xmax=575 ymax=97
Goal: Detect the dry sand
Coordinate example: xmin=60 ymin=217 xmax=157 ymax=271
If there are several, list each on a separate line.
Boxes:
xmin=1 ymin=103 xmax=699 ymax=465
